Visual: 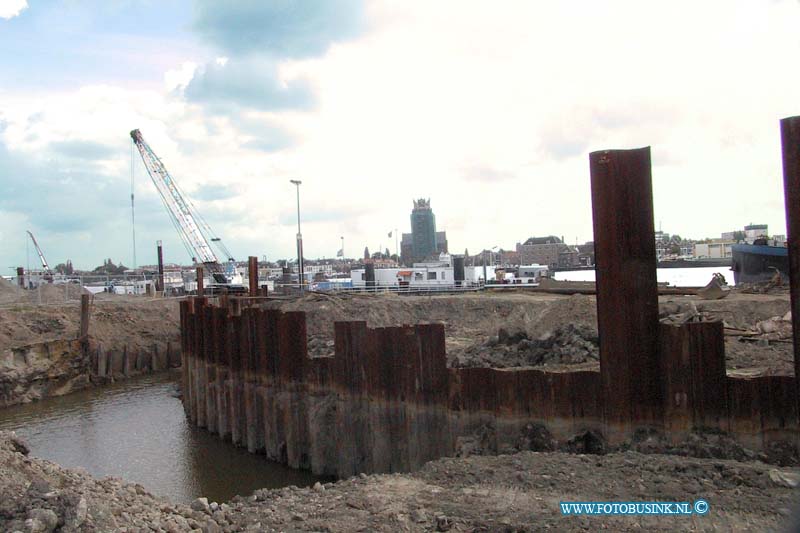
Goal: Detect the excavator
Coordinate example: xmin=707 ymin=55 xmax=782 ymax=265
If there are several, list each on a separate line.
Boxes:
xmin=130 ymin=129 xmax=245 ymax=294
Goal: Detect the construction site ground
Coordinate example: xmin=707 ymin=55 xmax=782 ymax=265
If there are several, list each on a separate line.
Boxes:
xmin=0 ymin=279 xmax=793 ymax=378
xmin=1 ymin=283 xmax=798 ymax=531
xmin=2 ymin=429 xmax=799 ymax=532
xmin=0 ymin=277 xmax=180 ymax=353
xmin=266 ymin=289 xmax=794 ymax=376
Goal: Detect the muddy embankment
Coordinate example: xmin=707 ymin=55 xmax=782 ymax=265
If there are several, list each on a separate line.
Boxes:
xmin=2 ymin=429 xmax=799 ymax=532
xmin=0 ymin=279 xmax=180 ymax=406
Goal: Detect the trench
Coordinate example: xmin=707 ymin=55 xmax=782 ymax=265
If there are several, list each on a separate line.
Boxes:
xmin=0 ymin=371 xmax=321 ymax=504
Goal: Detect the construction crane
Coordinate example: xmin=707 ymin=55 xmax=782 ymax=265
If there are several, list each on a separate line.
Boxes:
xmin=129 ymin=129 xmax=240 ymax=288
xmin=26 ymin=230 xmax=53 ymax=281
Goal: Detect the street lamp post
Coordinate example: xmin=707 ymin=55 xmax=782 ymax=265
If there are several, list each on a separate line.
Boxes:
xmin=290 ymin=180 xmax=303 ymax=292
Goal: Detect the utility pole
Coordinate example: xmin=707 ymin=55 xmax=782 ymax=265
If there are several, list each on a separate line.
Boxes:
xmin=290 ymin=180 xmax=304 ymax=292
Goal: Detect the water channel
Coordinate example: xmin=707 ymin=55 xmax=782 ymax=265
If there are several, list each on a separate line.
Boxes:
xmin=0 ymin=372 xmax=320 ymax=504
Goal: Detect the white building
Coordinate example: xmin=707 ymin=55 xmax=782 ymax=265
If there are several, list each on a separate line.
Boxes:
xmin=517 ymin=264 xmax=549 ymax=282
xmin=694 ymin=242 xmax=734 ymax=259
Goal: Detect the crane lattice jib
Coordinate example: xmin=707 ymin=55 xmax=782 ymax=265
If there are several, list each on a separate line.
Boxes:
xmin=130 ymin=129 xmax=219 ymax=267
xmin=26 ymin=230 xmax=52 ymax=275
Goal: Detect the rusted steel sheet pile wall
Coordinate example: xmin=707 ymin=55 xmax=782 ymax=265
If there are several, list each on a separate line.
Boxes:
xmin=180 ymin=299 xmax=797 ymax=478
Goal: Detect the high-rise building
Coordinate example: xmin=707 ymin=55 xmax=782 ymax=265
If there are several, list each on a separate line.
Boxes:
xmin=401 ymin=199 xmax=448 ymax=265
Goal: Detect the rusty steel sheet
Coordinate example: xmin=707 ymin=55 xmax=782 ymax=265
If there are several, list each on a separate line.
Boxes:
xmin=179 ymin=297 xmax=799 ymax=477
xmin=590 ymin=147 xmax=662 ymax=430
xmin=277 ymin=312 xmax=307 ymax=383
xmin=196 ymin=267 xmax=204 ymax=296
xmin=781 ymin=115 xmax=800 ymax=411
xmin=333 ymin=321 xmax=369 ymax=394
xmin=659 ymin=322 xmax=728 ymax=433
xmin=248 ymin=256 xmax=259 ymax=296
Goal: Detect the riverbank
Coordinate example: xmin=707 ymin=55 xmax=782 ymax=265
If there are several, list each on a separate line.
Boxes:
xmin=1 ymin=430 xmax=797 ymax=531
xmin=0 ymin=296 xmax=180 ymax=406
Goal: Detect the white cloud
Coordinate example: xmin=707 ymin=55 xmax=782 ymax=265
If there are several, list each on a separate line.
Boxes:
xmin=164 ymin=62 xmax=198 ymax=92
xmin=2 ymin=0 xmax=800 ymax=270
xmin=0 ymin=0 xmax=27 ymax=20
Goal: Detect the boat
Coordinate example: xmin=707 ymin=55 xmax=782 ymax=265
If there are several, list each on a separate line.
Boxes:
xmin=731 ymin=240 xmax=789 ymax=284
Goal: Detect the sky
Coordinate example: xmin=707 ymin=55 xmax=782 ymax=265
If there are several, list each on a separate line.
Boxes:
xmin=1 ymin=0 xmax=799 ymax=271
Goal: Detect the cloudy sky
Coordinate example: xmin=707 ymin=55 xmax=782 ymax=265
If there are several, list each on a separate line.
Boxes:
xmin=1 ymin=0 xmax=799 ymax=271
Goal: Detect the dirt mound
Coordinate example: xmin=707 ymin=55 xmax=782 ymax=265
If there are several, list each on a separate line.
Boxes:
xmin=0 ymin=280 xmax=91 ymax=306
xmin=24 ymin=283 xmax=91 ymax=304
xmin=0 ymin=277 xmax=22 ymax=305
xmin=266 ymin=292 xmax=795 ymax=374
xmin=0 ymin=299 xmax=179 ymax=352
xmin=453 ymin=323 xmax=599 ymax=368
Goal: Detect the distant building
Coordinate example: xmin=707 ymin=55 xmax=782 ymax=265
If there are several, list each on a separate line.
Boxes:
xmin=577 ymin=242 xmax=595 ymax=266
xmin=516 ymin=236 xmax=579 ymax=268
xmin=744 ymin=224 xmax=768 ymax=243
xmin=400 ymin=199 xmax=448 ymax=265
xmin=694 ymin=242 xmax=734 ymax=259
xmin=436 ymin=231 xmax=448 ymax=255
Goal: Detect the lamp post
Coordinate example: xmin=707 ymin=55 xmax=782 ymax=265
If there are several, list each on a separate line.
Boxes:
xmin=340 ymin=236 xmax=344 ymax=261
xmin=290 ymin=180 xmax=303 ymax=291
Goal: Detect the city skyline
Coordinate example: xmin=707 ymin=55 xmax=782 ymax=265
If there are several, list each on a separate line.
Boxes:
xmin=1 ymin=1 xmax=798 ymax=270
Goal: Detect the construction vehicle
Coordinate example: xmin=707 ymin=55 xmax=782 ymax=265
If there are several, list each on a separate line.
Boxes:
xmin=130 ymin=129 xmax=245 ymax=293
xmin=26 ymin=230 xmax=53 ymax=282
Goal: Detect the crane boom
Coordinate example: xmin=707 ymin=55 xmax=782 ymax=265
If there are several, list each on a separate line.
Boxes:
xmin=130 ymin=129 xmax=228 ymax=279
xmin=26 ymin=230 xmax=52 ymax=276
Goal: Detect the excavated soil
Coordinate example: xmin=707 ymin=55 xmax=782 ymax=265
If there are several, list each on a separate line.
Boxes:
xmin=1 ymin=430 xmax=798 ymax=532
xmin=0 ymin=289 xmax=792 ymax=380
xmin=0 ymin=278 xmax=92 ymax=307
xmin=266 ymin=291 xmax=794 ymax=375
xmin=0 ymin=295 xmax=179 ymax=353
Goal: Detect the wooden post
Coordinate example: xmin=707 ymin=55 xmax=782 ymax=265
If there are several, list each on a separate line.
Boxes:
xmin=196 ymin=266 xmax=204 ymax=296
xmin=79 ymin=294 xmax=90 ymax=339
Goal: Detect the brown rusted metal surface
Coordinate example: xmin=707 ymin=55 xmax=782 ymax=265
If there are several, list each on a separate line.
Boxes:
xmin=781 ymin=115 xmax=800 ymax=416
xmin=248 ymin=256 xmax=258 ymax=296
xmin=659 ymin=322 xmax=727 ymax=434
xmin=179 ymin=300 xmax=797 ymax=477
xmin=156 ymin=241 xmax=165 ymax=292
xmin=196 ymin=266 xmax=204 ymax=296
xmin=590 ymin=147 xmax=661 ymax=432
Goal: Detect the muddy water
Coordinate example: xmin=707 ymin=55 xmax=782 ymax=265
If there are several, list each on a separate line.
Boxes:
xmin=0 ymin=372 xmax=320 ymax=503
